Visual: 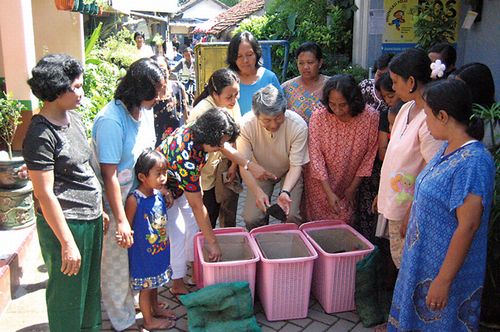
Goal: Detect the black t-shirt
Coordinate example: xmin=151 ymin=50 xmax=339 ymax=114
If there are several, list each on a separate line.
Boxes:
xmin=22 ymin=111 xmax=102 ymax=220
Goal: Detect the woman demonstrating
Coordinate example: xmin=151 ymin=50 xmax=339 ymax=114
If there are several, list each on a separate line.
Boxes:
xmin=190 ymin=68 xmax=242 ymax=228
xmin=303 ymin=75 xmax=379 ymax=223
xmin=388 ymin=79 xmax=494 ymax=331
xmin=282 ymin=41 xmax=329 ymax=124
xmin=227 ymin=31 xmax=283 ymax=115
xmin=24 ymin=54 xmax=103 ymax=331
xmin=158 ymin=108 xmax=271 ymax=295
xmin=377 ymin=48 xmax=443 ymax=269
xmin=92 ymin=58 xmax=164 ymax=331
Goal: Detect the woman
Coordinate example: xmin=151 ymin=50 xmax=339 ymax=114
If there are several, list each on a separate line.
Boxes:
xmin=24 ymin=54 xmax=103 ymax=331
xmin=227 ymin=31 xmax=283 ymax=115
xmin=134 ymin=31 xmax=154 ymax=58
xmin=377 ymin=48 xmax=443 ymax=269
xmin=359 ymin=53 xmax=394 ymax=113
xmin=151 ymin=55 xmax=188 ymax=147
xmin=282 ymin=41 xmax=329 ymax=124
xmin=388 ymin=79 xmax=495 ymax=331
xmin=190 ymin=68 xmax=242 ymax=228
xmin=92 ymin=58 xmax=166 ymax=331
xmin=158 ymin=108 xmax=271 ymax=295
xmin=303 ymin=74 xmax=379 ymax=223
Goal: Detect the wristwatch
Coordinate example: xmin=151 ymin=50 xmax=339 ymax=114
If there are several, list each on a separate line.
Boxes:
xmin=279 ymin=189 xmax=291 ymax=197
xmin=244 ymin=159 xmax=252 ymax=170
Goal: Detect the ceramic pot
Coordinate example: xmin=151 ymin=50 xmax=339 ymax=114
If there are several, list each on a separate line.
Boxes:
xmin=54 ymin=0 xmax=74 ymax=10
xmin=0 ymin=156 xmax=28 ymax=189
xmin=0 ymin=182 xmax=35 ymax=230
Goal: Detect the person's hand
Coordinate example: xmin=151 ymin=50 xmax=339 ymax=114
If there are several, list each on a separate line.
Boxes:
xmin=255 ymin=189 xmax=270 ymax=212
xmin=344 ymin=187 xmax=357 ymax=209
xmin=400 ymin=217 xmax=409 ymax=238
xmin=426 ymin=277 xmax=450 ymax=311
xmin=371 ymin=195 xmax=378 ymax=214
xmin=226 ymin=163 xmax=238 ymax=183
xmin=277 ymin=192 xmax=291 ymax=216
xmin=115 ymin=221 xmax=134 ymax=248
xmin=248 ymin=162 xmax=277 ymax=181
xmin=102 ymin=211 xmax=110 ymax=235
xmin=161 ymin=187 xmax=174 ymax=208
xmin=205 ymin=240 xmax=222 ymax=262
xmin=326 ymin=192 xmax=342 ymax=215
xmin=60 ymin=241 xmax=81 ymax=276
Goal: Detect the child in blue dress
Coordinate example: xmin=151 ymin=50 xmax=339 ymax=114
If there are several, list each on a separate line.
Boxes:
xmin=126 ymin=149 xmax=176 ymax=331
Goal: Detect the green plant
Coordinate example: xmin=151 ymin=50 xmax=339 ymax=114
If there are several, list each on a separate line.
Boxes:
xmin=0 ymin=93 xmax=24 ymax=159
xmin=97 ymin=28 xmax=138 ymax=69
xmin=413 ymin=0 xmax=457 ymax=50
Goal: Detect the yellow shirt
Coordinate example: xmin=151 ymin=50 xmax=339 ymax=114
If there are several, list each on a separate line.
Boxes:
xmin=189 ymin=96 xmax=241 ymax=190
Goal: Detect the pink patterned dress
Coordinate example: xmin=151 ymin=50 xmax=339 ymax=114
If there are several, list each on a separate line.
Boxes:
xmin=303 ymin=105 xmax=379 ymax=222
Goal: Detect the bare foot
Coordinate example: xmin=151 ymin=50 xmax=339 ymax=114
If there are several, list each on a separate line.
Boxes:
xmin=153 ymin=306 xmax=177 ymax=320
xmin=143 ymin=317 xmax=175 ymax=331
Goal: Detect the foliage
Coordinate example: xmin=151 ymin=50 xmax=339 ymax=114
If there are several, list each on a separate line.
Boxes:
xmin=413 ymin=0 xmax=457 ymax=50
xmin=0 ymin=93 xmax=24 ymax=159
xmin=218 ymin=0 xmax=239 ymax=6
xmin=234 ymin=0 xmax=355 ymax=81
xmin=96 ymin=28 xmax=138 ymax=69
xmin=152 ymin=33 xmax=165 ymax=46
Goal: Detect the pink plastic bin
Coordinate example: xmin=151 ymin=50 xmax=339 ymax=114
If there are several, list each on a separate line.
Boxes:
xmin=194 ymin=227 xmax=260 ymax=299
xmin=250 ymin=223 xmax=318 ymax=321
xmin=300 ymin=220 xmax=374 ymax=313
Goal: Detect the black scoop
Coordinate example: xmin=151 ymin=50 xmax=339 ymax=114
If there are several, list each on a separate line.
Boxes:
xmin=266 ymin=203 xmax=287 ymax=221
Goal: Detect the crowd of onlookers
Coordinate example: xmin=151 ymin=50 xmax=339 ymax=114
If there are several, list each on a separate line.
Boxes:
xmin=22 ymin=30 xmax=496 ymax=331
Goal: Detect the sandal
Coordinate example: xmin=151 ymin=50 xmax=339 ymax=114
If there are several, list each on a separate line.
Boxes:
xmin=143 ymin=317 xmax=175 ymax=331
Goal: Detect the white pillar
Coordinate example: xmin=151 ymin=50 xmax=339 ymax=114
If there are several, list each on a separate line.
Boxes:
xmin=352 ymin=0 xmax=370 ymax=68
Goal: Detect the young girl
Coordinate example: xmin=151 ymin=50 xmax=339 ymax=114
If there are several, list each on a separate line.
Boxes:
xmin=125 ymin=149 xmax=176 ymax=331
xmin=190 ymin=68 xmax=242 ymax=230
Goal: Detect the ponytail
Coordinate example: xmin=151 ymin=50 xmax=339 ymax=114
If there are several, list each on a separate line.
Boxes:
xmin=466 ymin=116 xmax=485 ymax=141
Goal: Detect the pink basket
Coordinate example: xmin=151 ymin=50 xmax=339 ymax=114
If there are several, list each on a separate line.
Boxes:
xmin=193 ymin=227 xmax=246 ymax=288
xmin=250 ymin=223 xmax=318 ymax=321
xmin=195 ymin=229 xmax=260 ymax=299
xmin=300 ymin=220 xmax=375 ymax=313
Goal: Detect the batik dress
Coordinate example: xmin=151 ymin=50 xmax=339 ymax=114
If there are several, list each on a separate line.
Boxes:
xmin=128 ymin=189 xmax=172 ymax=290
xmin=282 ymin=75 xmax=328 ymax=124
xmin=388 ymin=142 xmax=495 ymax=331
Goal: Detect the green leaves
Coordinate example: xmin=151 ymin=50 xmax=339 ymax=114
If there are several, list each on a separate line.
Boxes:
xmin=0 ymin=93 xmax=24 ymax=159
xmin=413 ymin=0 xmax=457 ymax=49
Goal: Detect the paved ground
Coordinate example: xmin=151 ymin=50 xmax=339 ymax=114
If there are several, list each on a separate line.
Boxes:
xmin=0 ymin=186 xmax=379 ymax=331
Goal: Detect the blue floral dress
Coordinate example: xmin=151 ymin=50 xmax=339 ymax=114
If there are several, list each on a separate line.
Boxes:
xmin=388 ymin=141 xmax=495 ymax=331
xmin=128 ymin=189 xmax=172 ymax=290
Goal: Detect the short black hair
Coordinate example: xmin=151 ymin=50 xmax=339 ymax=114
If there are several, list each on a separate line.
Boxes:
xmin=428 ymin=42 xmax=457 ymax=67
xmin=389 ymin=48 xmax=431 ymax=92
xmin=227 ymin=31 xmax=262 ymax=73
xmin=191 ymin=108 xmax=240 ymax=147
xmin=375 ymin=72 xmax=394 ymax=92
xmin=27 ymin=54 xmax=83 ymax=102
xmin=134 ymin=31 xmax=145 ymax=40
xmin=423 ymin=79 xmax=484 ymax=141
xmin=193 ymin=68 xmax=239 ymax=107
xmin=134 ymin=148 xmax=166 ymax=181
xmin=114 ymin=58 xmax=164 ymax=112
xmin=454 ymin=62 xmax=495 ymax=107
xmin=295 ymin=42 xmax=323 ymax=61
xmin=373 ymin=53 xmax=394 ymax=72
xmin=322 ymin=74 xmax=365 ymax=117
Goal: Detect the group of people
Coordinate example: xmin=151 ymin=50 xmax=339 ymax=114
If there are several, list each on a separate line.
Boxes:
xmin=22 ymin=29 xmax=496 ymax=332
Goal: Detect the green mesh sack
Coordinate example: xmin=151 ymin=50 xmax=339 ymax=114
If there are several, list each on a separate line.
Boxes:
xmin=355 ymin=246 xmax=392 ymax=327
xmin=180 ymin=282 xmax=261 ymax=332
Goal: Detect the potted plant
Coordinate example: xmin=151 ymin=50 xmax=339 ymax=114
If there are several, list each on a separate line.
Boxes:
xmin=0 ymin=92 xmax=27 ymax=189
xmin=413 ymin=0 xmax=457 ymax=50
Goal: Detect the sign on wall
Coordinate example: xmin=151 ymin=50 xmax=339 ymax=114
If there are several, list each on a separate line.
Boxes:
xmin=382 ymin=0 xmax=460 ymax=53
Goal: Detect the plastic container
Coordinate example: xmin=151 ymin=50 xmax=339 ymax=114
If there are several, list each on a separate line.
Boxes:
xmin=194 ymin=228 xmax=260 ymax=299
xmin=299 ymin=220 xmax=375 ymax=313
xmin=250 ymin=224 xmax=318 ymax=321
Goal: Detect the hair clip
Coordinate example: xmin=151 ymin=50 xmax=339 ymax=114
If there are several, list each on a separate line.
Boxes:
xmin=430 ymin=60 xmax=446 ymax=79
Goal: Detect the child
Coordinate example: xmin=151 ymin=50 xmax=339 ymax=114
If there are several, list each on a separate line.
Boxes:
xmin=125 ymin=148 xmax=176 ymax=331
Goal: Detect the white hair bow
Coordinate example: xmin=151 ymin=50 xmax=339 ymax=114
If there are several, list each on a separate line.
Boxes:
xmin=430 ymin=60 xmax=446 ymax=79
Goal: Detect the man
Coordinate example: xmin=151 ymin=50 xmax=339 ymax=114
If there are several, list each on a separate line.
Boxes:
xmin=237 ymin=84 xmax=309 ymax=230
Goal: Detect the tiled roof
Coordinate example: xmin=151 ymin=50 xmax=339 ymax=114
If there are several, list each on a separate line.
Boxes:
xmin=193 ymin=0 xmax=265 ymax=35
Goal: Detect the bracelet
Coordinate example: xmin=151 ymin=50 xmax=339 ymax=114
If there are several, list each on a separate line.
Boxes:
xmin=244 ymin=159 xmax=252 ymax=170
xmin=279 ymin=189 xmax=291 ymax=197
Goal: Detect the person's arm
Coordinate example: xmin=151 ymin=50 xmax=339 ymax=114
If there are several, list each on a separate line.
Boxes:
xmin=100 ymin=164 xmax=134 ymax=248
xmin=321 ymin=179 xmax=342 ymax=215
xmin=221 ymin=142 xmax=276 ymax=181
xmin=238 ymin=166 xmax=270 ymax=212
xmin=276 ymin=165 xmax=302 ymax=215
xmin=426 ymin=193 xmax=483 ymax=311
xmin=183 ymin=191 xmax=222 ymax=261
xmin=29 ymin=169 xmax=81 ymax=276
xmin=124 ymin=194 xmax=137 ymax=228
xmin=378 ymin=131 xmax=389 ymax=161
xmin=344 ymin=176 xmax=363 ymax=208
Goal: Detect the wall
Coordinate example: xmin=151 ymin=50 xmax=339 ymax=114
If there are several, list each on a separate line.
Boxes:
xmin=31 ymin=0 xmax=84 ymax=62
xmin=183 ymin=0 xmax=227 ymax=20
